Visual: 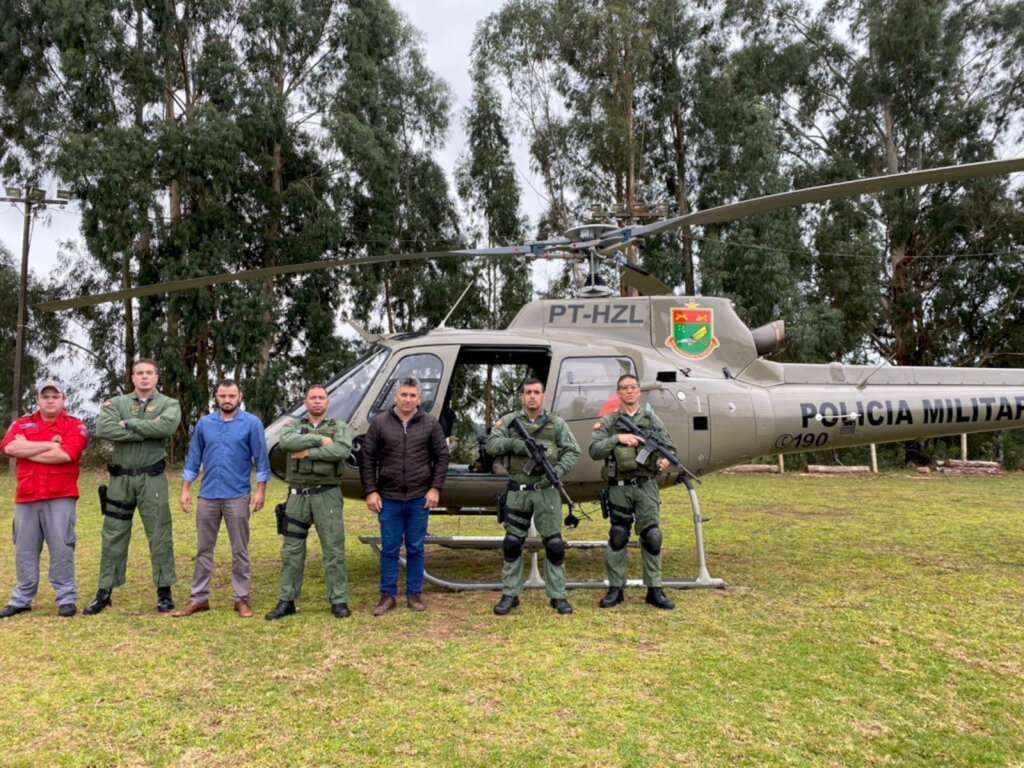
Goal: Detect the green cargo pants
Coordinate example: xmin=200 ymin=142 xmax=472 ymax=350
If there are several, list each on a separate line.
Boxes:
xmin=98 ymin=472 xmax=176 ymax=590
xmin=605 ymin=481 xmax=662 ymax=588
xmin=502 ymin=487 xmax=566 ymax=600
xmin=278 ymin=486 xmax=348 ymax=605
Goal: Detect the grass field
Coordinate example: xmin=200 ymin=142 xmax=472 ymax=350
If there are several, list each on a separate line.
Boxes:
xmin=0 ymin=470 xmax=1021 ymax=767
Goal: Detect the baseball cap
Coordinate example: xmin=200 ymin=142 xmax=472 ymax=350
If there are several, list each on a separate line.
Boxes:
xmin=37 ymin=379 xmax=66 ymax=396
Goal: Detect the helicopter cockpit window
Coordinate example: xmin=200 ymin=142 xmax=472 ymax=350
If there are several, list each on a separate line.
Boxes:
xmin=370 ymin=353 xmax=444 ymax=416
xmin=552 ymin=356 xmax=636 ymax=422
xmin=289 ymin=346 xmax=390 ymax=424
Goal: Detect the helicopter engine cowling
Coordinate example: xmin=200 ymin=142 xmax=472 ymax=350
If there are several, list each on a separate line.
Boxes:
xmin=751 ymin=320 xmax=785 ymax=357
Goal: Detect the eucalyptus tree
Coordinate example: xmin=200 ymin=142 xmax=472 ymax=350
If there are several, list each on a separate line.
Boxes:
xmin=0 ymin=0 xmax=466 ymax=440
xmin=766 ymin=0 xmax=1024 ymax=366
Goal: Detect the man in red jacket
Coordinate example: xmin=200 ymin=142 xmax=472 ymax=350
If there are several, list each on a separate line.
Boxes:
xmin=0 ymin=380 xmax=89 ymax=618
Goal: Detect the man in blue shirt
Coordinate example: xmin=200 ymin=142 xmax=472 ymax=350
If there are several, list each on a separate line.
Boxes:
xmin=173 ymin=379 xmax=271 ymax=618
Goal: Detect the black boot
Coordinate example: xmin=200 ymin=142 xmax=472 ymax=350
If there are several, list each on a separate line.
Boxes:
xmin=493 ymin=595 xmax=519 ymax=616
xmin=83 ymin=589 xmax=112 ymax=616
xmin=265 ymin=600 xmax=296 ymax=621
xmin=156 ymin=586 xmax=175 ymax=613
xmin=330 ymin=603 xmax=351 ymax=619
xmin=550 ymin=598 xmax=573 ymax=615
xmin=599 ymin=587 xmax=625 ymax=608
xmin=645 ymin=587 xmax=675 ymax=610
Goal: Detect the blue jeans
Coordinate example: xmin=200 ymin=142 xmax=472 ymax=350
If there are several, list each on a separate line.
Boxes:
xmin=378 ymin=497 xmax=429 ymax=597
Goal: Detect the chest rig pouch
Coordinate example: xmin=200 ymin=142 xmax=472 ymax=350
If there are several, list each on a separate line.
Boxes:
xmin=609 ymin=410 xmax=654 ymax=477
xmin=289 ymin=420 xmax=344 ymax=478
xmin=507 ymin=416 xmax=559 ymax=476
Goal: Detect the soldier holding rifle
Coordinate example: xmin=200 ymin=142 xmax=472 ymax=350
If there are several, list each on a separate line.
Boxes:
xmin=486 ymin=378 xmax=580 ymax=616
xmin=589 ymin=374 xmax=677 ymax=610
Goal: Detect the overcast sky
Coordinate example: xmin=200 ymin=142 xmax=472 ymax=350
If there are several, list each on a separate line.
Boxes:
xmin=0 ymin=0 xmax=537 ymax=277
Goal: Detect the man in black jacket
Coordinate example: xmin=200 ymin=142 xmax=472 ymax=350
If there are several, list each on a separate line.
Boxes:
xmin=359 ymin=377 xmax=449 ymax=615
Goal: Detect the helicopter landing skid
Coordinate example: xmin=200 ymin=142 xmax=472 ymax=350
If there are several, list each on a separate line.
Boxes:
xmin=357 ymin=481 xmax=726 ymax=591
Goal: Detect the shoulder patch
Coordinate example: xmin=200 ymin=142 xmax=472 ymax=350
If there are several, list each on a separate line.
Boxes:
xmin=593 ymin=421 xmax=602 ymax=431
xmin=495 ymin=419 xmax=503 ymax=427
xmin=102 ymin=400 xmax=112 ymax=408
xmin=78 ymin=424 xmax=89 ymax=437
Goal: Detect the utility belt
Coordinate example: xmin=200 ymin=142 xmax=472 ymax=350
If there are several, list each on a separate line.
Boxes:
xmin=288 ymin=484 xmax=336 ymax=496
xmin=608 ymin=475 xmax=651 ymax=488
xmin=108 ymin=459 xmax=165 ymax=477
xmin=507 ymin=479 xmax=546 ymax=492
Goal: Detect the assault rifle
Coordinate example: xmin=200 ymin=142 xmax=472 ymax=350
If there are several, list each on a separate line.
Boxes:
xmin=615 ymin=412 xmax=700 ymax=484
xmin=511 ymin=417 xmax=582 ymax=525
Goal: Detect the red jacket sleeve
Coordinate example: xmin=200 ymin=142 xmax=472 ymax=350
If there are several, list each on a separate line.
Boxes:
xmin=58 ymin=416 xmax=89 ymax=462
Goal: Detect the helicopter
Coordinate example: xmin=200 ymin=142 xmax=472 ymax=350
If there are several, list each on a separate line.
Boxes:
xmin=39 ymin=157 xmax=1024 ymax=589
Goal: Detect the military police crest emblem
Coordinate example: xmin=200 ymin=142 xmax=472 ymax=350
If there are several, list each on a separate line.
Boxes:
xmin=666 ymin=301 xmax=719 ymax=360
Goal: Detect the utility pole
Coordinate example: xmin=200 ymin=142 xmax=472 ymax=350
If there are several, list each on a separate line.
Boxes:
xmin=1 ymin=185 xmax=71 ymax=419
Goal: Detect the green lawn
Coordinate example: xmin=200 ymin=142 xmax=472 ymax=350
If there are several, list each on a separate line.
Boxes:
xmin=0 ymin=471 xmax=1021 ymax=767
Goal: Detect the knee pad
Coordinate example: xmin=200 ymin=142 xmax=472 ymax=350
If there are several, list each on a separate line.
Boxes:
xmin=502 ymin=533 xmax=524 ymax=563
xmin=640 ymin=525 xmax=663 ymax=555
xmin=608 ymin=525 xmax=630 ymax=552
xmin=543 ymin=534 xmax=566 ymax=566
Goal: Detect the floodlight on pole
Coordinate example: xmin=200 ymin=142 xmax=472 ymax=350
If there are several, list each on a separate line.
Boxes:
xmin=1 ymin=183 xmax=74 ymax=420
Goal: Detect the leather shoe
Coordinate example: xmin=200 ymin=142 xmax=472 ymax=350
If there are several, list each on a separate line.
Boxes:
xmin=645 ymin=587 xmax=675 ymax=610
xmin=550 ymin=597 xmax=573 ymax=615
xmin=372 ymin=594 xmax=397 ymax=617
xmin=171 ymin=599 xmax=209 ymax=617
xmin=57 ymin=603 xmax=77 ymax=618
xmin=83 ymin=589 xmax=112 ymax=616
xmin=234 ymin=599 xmax=254 ymax=618
xmin=265 ymin=600 xmax=296 ymax=621
xmin=156 ymin=586 xmax=175 ymax=613
xmin=407 ymin=593 xmax=426 ymax=612
xmin=0 ymin=604 xmax=31 ymax=619
xmin=493 ymin=594 xmax=519 ymax=615
xmin=331 ymin=603 xmax=351 ymax=619
xmin=599 ymin=587 xmax=625 ymax=608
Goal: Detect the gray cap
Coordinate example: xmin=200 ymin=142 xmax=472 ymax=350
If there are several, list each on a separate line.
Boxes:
xmin=37 ymin=378 xmax=66 ymax=396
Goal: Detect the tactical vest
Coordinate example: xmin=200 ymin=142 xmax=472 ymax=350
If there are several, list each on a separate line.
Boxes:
xmin=287 ymin=419 xmax=345 ymax=483
xmin=507 ymin=415 xmax=560 ymax=477
xmin=609 ymin=408 xmax=657 ymax=478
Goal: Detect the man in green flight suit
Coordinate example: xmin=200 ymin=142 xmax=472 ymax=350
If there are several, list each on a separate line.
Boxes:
xmin=265 ymin=385 xmax=353 ymax=621
xmin=85 ymin=358 xmax=182 ymax=615
xmin=589 ymin=373 xmax=676 ymax=610
xmin=486 ymin=378 xmax=580 ymax=616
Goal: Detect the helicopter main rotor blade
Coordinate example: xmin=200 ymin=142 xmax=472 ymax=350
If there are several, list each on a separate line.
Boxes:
xmin=36 ymin=250 xmax=475 ymax=311
xmin=599 ymin=157 xmax=1024 ymax=247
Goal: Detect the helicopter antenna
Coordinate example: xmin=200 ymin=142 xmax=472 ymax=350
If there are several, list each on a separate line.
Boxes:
xmin=855 ymin=348 xmax=900 ymax=389
xmin=437 ymin=279 xmax=476 ymax=330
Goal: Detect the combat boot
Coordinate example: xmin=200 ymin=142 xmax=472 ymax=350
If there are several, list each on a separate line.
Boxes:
xmin=645 ymin=587 xmax=675 ymax=610
xmin=493 ymin=595 xmax=519 ymax=615
xmin=265 ymin=600 xmax=296 ymax=621
xmin=156 ymin=586 xmax=175 ymax=613
xmin=599 ymin=587 xmax=625 ymax=608
xmin=83 ymin=589 xmax=112 ymax=616
xmin=550 ymin=598 xmax=573 ymax=615
xmin=330 ymin=603 xmax=351 ymax=619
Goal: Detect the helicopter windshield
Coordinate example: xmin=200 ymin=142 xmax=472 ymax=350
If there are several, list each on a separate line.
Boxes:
xmin=289 ymin=346 xmax=391 ymax=423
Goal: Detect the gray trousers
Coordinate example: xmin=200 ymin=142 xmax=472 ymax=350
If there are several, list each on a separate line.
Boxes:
xmin=188 ymin=496 xmax=251 ymax=603
xmin=10 ymin=497 xmax=77 ymax=607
